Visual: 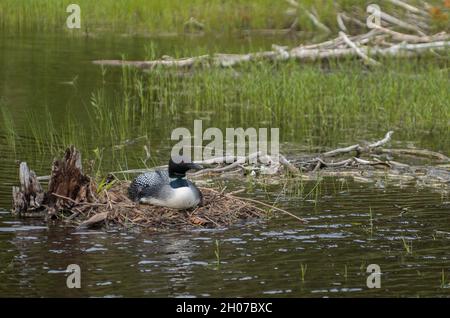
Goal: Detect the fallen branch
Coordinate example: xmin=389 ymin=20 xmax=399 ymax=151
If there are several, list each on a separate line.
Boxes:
xmin=339 ymin=31 xmax=381 ymax=65
xmin=305 ymin=9 xmax=331 ymax=33
xmin=387 ymin=0 xmax=428 ymax=16
xmin=374 ymin=26 xmax=449 ymax=43
xmin=368 ymin=131 xmax=394 ymax=148
xmin=93 ymin=55 xmax=210 ymax=69
xmin=229 ymin=195 xmax=308 ymax=224
xmin=378 ymin=148 xmax=450 ymax=162
xmin=322 ymin=131 xmax=394 ymax=158
xmin=378 ymin=10 xmax=426 ymax=35
xmin=337 ymin=13 xmax=348 ymax=32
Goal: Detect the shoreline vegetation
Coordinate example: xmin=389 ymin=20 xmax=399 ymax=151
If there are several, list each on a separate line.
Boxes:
xmin=2 ymin=56 xmax=449 ymax=178
xmin=1 ymin=0 xmax=449 ymax=35
xmin=2 ymin=60 xmax=448 ymax=155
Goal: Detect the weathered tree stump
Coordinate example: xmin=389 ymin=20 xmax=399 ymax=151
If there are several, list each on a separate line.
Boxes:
xmin=12 ymin=146 xmax=97 ymax=217
xmin=45 ymin=146 xmax=97 ymax=215
xmin=12 ymin=162 xmax=45 ymax=214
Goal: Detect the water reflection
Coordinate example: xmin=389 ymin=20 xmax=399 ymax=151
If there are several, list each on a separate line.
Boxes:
xmin=0 ymin=180 xmax=449 ymax=297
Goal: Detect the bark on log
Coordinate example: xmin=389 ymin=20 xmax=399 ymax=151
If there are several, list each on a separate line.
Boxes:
xmin=46 ymin=146 xmax=97 ymax=215
xmin=12 ymin=162 xmax=44 ymax=214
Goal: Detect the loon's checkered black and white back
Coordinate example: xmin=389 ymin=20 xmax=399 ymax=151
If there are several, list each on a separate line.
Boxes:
xmin=128 ymin=170 xmax=170 ymax=202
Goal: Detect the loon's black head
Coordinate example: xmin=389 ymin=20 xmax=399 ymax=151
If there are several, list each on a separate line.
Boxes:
xmin=168 ymin=157 xmax=202 ymax=178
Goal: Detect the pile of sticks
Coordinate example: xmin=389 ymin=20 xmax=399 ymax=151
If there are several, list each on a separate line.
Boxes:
xmin=180 ymin=130 xmax=449 ymax=174
xmin=66 ymin=185 xmax=278 ymax=231
xmin=93 ymin=0 xmax=449 ymax=69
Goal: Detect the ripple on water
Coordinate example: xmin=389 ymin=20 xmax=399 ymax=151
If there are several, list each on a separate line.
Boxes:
xmin=0 ymin=225 xmax=47 ymax=232
xmin=138 ymin=260 xmax=162 ymax=265
xmin=263 ymin=289 xmax=292 ymax=295
xmin=71 ymin=231 xmax=105 ymax=235
xmin=47 ymin=269 xmax=68 ymax=274
xmin=85 ymin=247 xmax=108 ymax=253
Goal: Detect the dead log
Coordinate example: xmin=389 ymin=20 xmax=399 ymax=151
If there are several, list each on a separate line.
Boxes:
xmin=93 ymin=38 xmax=450 ymax=69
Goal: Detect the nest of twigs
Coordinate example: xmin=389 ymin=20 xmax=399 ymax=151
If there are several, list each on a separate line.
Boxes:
xmin=76 ymin=182 xmax=267 ymax=231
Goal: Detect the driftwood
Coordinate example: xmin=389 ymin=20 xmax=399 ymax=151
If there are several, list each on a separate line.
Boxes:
xmin=291 ymin=131 xmax=449 ymax=173
xmin=161 ymin=132 xmax=448 ymax=190
xmin=93 ymin=36 xmax=450 ymax=69
xmin=108 ymin=131 xmax=449 ymax=181
xmin=103 ymin=130 xmax=449 ymax=197
xmin=321 ymin=131 xmax=394 ymax=158
xmin=93 ymin=1 xmax=449 ymax=69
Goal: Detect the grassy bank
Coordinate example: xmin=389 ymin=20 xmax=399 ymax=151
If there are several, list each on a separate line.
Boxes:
xmin=2 ymin=56 xmax=449 ymax=175
xmin=1 ymin=0 xmax=448 ymax=35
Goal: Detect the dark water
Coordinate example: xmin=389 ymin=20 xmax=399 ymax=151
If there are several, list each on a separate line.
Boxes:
xmin=1 ymin=32 xmax=450 ymax=297
xmin=1 ymin=185 xmax=449 ymax=297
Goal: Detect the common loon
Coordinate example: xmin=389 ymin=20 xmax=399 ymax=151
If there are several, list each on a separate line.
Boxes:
xmin=128 ymin=158 xmax=203 ymax=210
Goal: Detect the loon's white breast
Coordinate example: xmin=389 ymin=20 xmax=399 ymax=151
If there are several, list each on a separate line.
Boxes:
xmin=140 ymin=186 xmax=201 ymax=209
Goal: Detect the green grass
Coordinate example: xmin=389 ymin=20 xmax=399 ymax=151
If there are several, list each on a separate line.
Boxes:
xmin=401 ymin=236 xmax=413 ymax=254
xmin=214 ymin=239 xmax=221 ymax=268
xmin=1 ymin=0 xmax=448 ymax=34
xmin=0 ymin=106 xmax=17 ymax=155
xmin=300 ymin=263 xmax=307 ymax=282
xmin=0 ymin=0 xmax=351 ymax=33
xmin=1 ymin=56 xmax=449 ymax=175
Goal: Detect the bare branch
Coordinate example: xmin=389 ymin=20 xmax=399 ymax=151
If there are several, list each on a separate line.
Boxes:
xmin=339 ymin=31 xmax=381 ymax=66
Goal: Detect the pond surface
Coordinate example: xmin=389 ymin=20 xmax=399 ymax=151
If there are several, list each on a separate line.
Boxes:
xmin=0 ymin=32 xmax=449 ymax=297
